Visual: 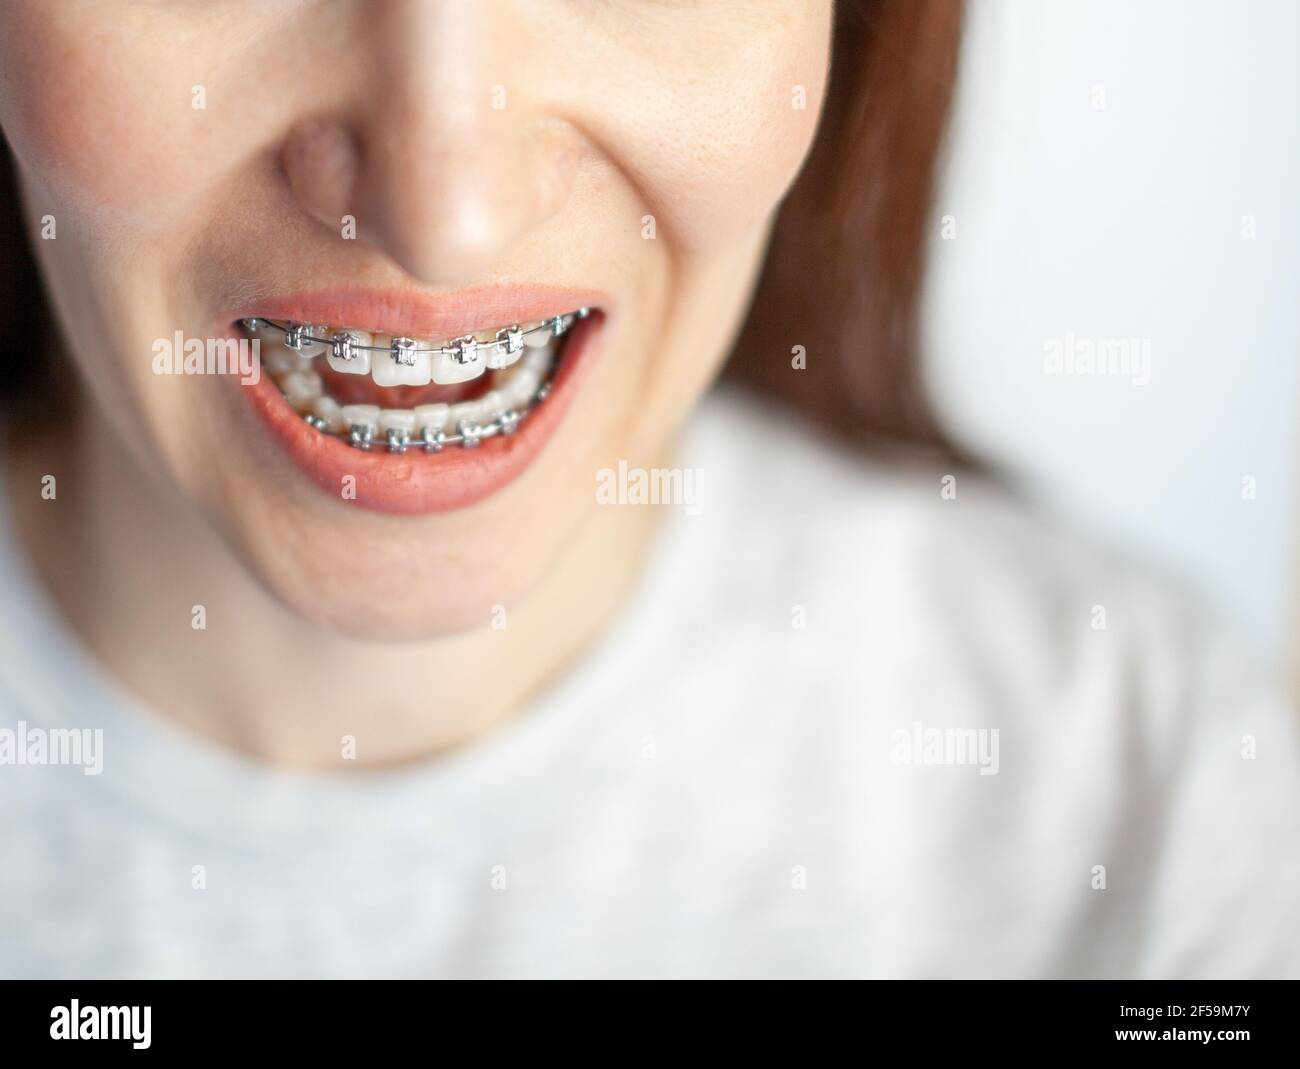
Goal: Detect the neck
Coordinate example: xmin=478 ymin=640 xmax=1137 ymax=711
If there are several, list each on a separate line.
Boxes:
xmin=5 ymin=400 xmax=663 ymax=768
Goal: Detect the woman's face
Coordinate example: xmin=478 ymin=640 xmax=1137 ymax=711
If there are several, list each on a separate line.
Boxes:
xmin=0 ymin=0 xmax=830 ymax=637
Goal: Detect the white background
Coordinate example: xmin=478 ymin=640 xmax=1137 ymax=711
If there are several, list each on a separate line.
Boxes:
xmin=922 ymin=0 xmax=1299 ymax=665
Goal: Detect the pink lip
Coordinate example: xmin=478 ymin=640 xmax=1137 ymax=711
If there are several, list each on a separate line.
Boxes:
xmin=234 ymin=284 xmax=607 ymax=339
xmin=226 ymin=286 xmax=607 ymax=516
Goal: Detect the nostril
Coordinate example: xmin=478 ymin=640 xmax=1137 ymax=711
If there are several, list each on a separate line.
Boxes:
xmin=281 ymin=118 xmax=361 ymax=233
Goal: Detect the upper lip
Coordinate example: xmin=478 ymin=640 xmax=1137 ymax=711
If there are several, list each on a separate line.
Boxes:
xmin=227 ymin=284 xmax=607 ymax=340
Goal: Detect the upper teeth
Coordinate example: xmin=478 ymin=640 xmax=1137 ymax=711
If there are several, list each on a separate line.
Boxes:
xmin=240 ymin=310 xmax=584 ymax=388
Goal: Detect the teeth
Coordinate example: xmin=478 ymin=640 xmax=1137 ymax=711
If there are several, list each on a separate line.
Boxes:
xmin=523 ymin=343 xmax=555 ymax=375
xmin=455 ymin=335 xmax=478 ymax=364
xmin=390 ymin=337 xmax=418 ymax=366
xmin=448 ymin=398 xmax=482 ymax=427
xmin=522 ymin=321 xmax=553 ymax=349
xmin=503 ymin=366 xmax=541 ymax=408
xmin=249 ymin=309 xmax=579 ymax=449
xmin=446 ymin=387 xmax=508 ymax=428
xmin=414 ymin=403 xmax=449 ymax=431
xmin=297 ymin=324 xmax=330 ymax=358
xmin=327 ymin=330 xmax=372 ymax=375
xmin=283 ymin=323 xmax=307 ymax=352
xmin=378 ymin=409 xmax=417 ymax=434
xmin=432 ymin=341 xmax=486 ymax=385
xmin=487 ymin=326 xmax=525 ymax=370
xmin=282 ymin=323 xmax=329 ymax=358
xmin=310 ymin=395 xmax=346 ymax=433
xmin=281 ymin=369 xmax=323 ymax=410
xmin=263 ymin=346 xmax=312 ymax=377
xmin=341 ymin=404 xmax=380 ymax=432
xmin=478 ymin=390 xmax=507 ymax=421
xmin=372 ymin=334 xmax=432 ymax=387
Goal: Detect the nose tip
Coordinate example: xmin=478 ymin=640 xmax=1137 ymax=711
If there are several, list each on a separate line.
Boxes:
xmin=354 ymin=146 xmax=539 ymax=284
xmin=281 ymin=114 xmax=577 ymax=288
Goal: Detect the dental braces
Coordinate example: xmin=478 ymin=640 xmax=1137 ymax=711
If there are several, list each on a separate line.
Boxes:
xmin=246 ymin=321 xmax=565 ymax=453
xmin=240 ymin=308 xmax=589 ymax=367
xmin=312 ymin=381 xmax=554 ymax=454
xmin=241 ymin=308 xmax=585 ymax=452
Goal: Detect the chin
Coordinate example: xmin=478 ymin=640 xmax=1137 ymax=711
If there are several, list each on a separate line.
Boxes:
xmin=225 ymin=514 xmax=552 ymax=642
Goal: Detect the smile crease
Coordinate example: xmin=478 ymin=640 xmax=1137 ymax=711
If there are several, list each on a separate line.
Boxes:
xmin=238 ymin=308 xmax=590 ymax=452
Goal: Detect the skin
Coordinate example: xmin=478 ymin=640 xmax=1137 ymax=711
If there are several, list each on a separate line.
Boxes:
xmin=0 ymin=0 xmax=831 ymax=766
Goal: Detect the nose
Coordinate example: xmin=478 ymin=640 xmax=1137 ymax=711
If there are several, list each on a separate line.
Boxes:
xmin=280 ymin=1 xmax=576 ymax=287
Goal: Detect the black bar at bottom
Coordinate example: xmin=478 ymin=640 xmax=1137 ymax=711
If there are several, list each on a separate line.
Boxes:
xmin=0 ymin=979 xmax=1290 ymax=1056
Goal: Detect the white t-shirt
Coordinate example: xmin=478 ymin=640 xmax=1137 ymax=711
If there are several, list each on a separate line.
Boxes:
xmin=1 ymin=390 xmax=1297 ymax=979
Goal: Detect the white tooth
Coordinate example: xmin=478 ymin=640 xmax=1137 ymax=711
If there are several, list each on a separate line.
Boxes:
xmin=263 ymin=346 xmax=311 ymax=377
xmin=522 ymin=321 xmax=553 ymax=349
xmin=327 ymin=330 xmax=372 ymax=375
xmin=448 ymin=399 xmax=483 ymax=427
xmin=369 ymin=352 xmax=409 ymax=387
xmin=486 ymin=347 xmax=522 ymax=371
xmin=299 ymin=325 xmax=328 ymax=358
xmin=432 ymin=343 xmax=485 ymax=385
xmin=372 ymin=343 xmax=432 ymax=387
xmin=281 ymin=370 xmax=323 ymax=410
xmin=477 ymin=390 xmax=507 ymax=421
xmin=310 ymin=395 xmax=346 ymax=433
xmin=523 ymin=343 xmax=556 ymax=374
xmin=414 ymin=403 xmax=449 ymax=431
xmin=341 ymin=404 xmax=380 ymax=431
xmin=504 ymin=367 xmax=541 ymax=408
xmin=487 ymin=326 xmax=525 ymax=370
xmin=378 ymin=409 xmax=417 ymax=433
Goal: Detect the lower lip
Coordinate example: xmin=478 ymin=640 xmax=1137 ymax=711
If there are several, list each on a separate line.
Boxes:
xmin=240 ymin=315 xmax=601 ymax=515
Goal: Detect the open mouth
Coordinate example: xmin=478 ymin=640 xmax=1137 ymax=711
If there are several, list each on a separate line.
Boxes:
xmin=238 ymin=308 xmax=588 ymax=453
xmin=230 ymin=290 xmax=606 ymax=515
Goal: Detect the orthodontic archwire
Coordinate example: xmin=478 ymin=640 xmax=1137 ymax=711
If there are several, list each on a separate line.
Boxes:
xmin=237 ymin=308 xmax=589 ymax=453
xmin=239 ymin=308 xmax=589 ymax=366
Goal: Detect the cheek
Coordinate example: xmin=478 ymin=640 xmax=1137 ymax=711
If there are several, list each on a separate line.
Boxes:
xmin=581 ymin=6 xmax=832 ymax=248
xmin=0 ymin=3 xmax=231 ymax=226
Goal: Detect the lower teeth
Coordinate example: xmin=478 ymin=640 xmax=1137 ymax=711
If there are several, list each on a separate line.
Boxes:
xmin=323 ymin=377 xmax=549 ymax=454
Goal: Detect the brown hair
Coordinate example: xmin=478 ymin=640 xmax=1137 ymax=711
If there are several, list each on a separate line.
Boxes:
xmin=0 ymin=139 xmax=59 ymax=421
xmin=0 ymin=0 xmax=964 ymax=447
xmin=728 ymin=0 xmax=965 ymax=452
